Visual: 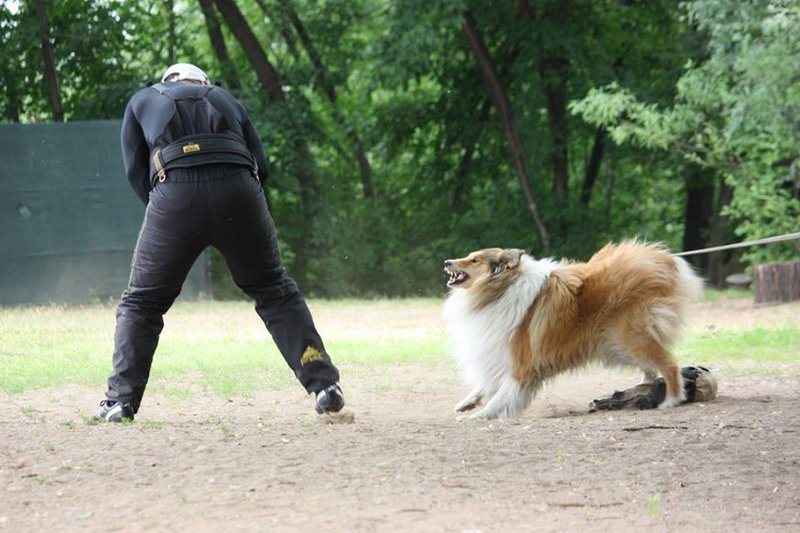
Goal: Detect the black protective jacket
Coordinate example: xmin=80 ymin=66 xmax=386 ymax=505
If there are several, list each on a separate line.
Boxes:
xmin=120 ymin=82 xmax=269 ymax=204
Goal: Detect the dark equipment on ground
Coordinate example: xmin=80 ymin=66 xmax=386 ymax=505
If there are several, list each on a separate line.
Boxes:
xmin=589 ymin=366 xmax=718 ymax=411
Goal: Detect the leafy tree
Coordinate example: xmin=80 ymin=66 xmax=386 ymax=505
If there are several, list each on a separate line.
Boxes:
xmin=367 ymin=0 xmax=692 ymax=263
xmin=0 ymin=0 xmax=201 ymax=122
xmin=571 ymin=0 xmax=800 ymax=274
xmin=11 ymin=0 xmax=792 ymax=296
xmin=32 ymin=0 xmax=63 ymax=121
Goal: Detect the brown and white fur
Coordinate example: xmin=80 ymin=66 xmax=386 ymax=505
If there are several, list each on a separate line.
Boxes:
xmin=443 ymin=240 xmax=704 ymax=420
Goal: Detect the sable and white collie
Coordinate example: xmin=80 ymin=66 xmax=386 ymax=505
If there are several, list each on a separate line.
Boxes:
xmin=443 ymin=240 xmax=704 ymax=420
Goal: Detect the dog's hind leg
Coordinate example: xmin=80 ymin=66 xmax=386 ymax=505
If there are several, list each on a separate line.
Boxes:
xmin=619 ymin=335 xmax=684 ymax=408
xmin=468 ymin=377 xmax=536 ymax=420
xmin=656 ymin=358 xmax=684 ymax=408
xmin=454 ymin=384 xmax=484 ymax=413
xmin=640 ymin=367 xmax=658 ymax=383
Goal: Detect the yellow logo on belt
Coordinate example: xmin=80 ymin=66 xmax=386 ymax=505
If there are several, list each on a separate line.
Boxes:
xmin=182 ymin=143 xmax=201 ymax=154
xmin=300 ymin=346 xmax=323 ymax=366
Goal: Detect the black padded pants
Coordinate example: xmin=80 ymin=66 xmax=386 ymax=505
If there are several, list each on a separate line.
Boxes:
xmin=105 ymin=165 xmax=339 ymax=412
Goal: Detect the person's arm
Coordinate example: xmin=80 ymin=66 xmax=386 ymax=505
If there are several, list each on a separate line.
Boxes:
xmin=241 ymin=114 xmax=269 ymax=186
xmin=120 ymin=98 xmax=151 ymax=205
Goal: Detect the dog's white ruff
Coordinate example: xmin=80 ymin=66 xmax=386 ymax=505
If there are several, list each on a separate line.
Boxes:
xmin=444 ymin=256 xmax=559 ymax=419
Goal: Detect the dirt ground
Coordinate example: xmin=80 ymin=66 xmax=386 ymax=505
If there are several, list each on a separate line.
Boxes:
xmin=2 ymin=298 xmax=799 ymax=532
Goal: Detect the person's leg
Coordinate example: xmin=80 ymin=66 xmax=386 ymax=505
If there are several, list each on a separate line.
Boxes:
xmin=210 ymin=173 xmax=340 ymax=395
xmin=104 ymin=185 xmax=206 ymax=414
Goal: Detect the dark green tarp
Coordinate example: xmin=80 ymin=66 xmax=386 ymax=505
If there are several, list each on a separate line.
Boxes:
xmin=0 ymin=120 xmax=209 ymax=305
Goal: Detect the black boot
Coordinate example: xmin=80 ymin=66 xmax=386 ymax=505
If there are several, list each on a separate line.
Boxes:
xmin=92 ymin=400 xmax=135 ymax=422
xmin=315 ymin=384 xmax=345 ymax=414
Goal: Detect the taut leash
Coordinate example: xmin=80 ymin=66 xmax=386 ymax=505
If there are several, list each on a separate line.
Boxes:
xmin=672 ymin=232 xmax=800 ymax=257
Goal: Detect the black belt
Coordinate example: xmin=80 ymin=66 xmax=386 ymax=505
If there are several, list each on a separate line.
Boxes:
xmin=152 ymin=133 xmax=256 ymax=183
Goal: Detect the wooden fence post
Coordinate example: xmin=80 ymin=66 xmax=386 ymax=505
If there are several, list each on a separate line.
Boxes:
xmin=753 ymin=261 xmax=800 ymax=304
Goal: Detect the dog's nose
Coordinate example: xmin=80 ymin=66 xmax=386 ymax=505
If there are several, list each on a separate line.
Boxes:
xmin=444 ymin=260 xmax=452 ymax=268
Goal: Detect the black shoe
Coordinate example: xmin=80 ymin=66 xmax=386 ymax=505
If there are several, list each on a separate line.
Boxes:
xmin=92 ymin=400 xmax=135 ymax=422
xmin=315 ymin=384 xmax=345 ymax=414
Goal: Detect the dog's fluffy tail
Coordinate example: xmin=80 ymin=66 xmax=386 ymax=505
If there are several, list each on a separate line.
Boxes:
xmin=674 ymin=256 xmax=705 ymax=302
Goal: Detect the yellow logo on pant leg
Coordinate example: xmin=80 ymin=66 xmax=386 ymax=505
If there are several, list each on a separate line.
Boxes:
xmin=300 ymin=346 xmax=323 ymax=366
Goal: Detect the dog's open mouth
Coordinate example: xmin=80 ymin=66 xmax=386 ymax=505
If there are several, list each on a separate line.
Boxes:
xmin=446 ymin=270 xmax=469 ymax=287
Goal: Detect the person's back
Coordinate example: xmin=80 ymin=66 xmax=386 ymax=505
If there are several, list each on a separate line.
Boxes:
xmin=121 ymin=72 xmax=268 ymax=205
xmin=133 ymin=83 xmax=240 ymax=136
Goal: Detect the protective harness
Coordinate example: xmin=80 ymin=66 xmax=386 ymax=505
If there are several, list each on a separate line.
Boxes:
xmin=149 ymin=83 xmax=257 ymax=185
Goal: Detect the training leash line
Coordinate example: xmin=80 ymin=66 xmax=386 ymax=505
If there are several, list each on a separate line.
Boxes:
xmin=672 ymin=232 xmax=800 ymax=257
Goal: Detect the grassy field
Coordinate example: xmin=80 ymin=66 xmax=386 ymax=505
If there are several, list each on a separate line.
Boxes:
xmin=680 ymin=327 xmax=800 ymax=381
xmin=0 ymin=299 xmax=447 ymax=396
xmin=1 ymin=293 xmax=797 ymax=396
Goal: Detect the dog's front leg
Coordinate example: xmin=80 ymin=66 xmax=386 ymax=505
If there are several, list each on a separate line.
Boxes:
xmin=454 ymin=384 xmax=484 ymax=413
xmin=469 ymin=377 xmax=532 ymax=420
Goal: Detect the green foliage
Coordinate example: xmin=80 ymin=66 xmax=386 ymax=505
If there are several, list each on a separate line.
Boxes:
xmin=571 ymin=0 xmax=800 ymax=268
xmin=1 ymin=0 xmax=165 ymax=121
xmin=2 ymin=0 xmax=793 ymax=297
xmin=570 ymin=84 xmax=674 ymax=150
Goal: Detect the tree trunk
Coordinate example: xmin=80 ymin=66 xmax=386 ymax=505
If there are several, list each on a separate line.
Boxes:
xmin=0 ymin=62 xmax=21 ymax=122
xmin=580 ymin=126 xmax=606 ymax=205
xmin=213 ymin=0 xmax=285 ymax=101
xmin=517 ymin=0 xmax=535 ymax=19
xmin=542 ymin=60 xmax=569 ymax=200
xmin=539 ymin=1 xmax=570 ymax=239
xmin=254 ymin=0 xmax=302 ymax=63
xmin=283 ymin=1 xmax=374 ymax=198
xmin=198 ymin=0 xmax=240 ymax=90
xmin=706 ymin=180 xmax=734 ymax=286
xmin=603 ymin=163 xmax=616 ymax=231
xmin=462 ymin=10 xmax=550 ymax=253
xmin=682 ymin=165 xmax=715 ymax=271
xmin=213 ymin=0 xmax=320 ymax=287
xmin=754 ymin=261 xmax=800 ymax=304
xmin=453 ymin=28 xmax=521 ymax=211
xmin=165 ymin=0 xmax=176 ymax=64
xmin=33 ymin=0 xmax=63 ymax=122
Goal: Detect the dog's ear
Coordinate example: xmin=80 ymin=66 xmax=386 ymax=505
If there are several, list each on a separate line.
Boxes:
xmin=501 ymin=249 xmax=525 ymax=269
xmin=490 ymin=249 xmax=525 ymax=278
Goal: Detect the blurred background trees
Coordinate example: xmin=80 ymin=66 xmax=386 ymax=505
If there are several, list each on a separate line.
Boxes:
xmin=2 ymin=0 xmax=797 ymax=296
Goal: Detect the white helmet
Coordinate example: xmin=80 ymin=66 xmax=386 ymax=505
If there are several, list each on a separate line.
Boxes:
xmin=161 ymin=63 xmax=210 ymax=84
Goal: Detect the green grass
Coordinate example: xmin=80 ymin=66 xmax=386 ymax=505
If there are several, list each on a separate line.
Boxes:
xmin=1 ymin=295 xmax=796 ymax=396
xmin=680 ymin=328 xmax=800 ymax=363
xmin=0 ymin=304 xmax=115 ymax=392
xmin=701 ymin=287 xmax=753 ymax=301
xmin=0 ymin=300 xmax=448 ymax=395
xmin=677 ymin=327 xmax=800 ymax=376
xmin=646 ymin=493 xmax=662 ymax=517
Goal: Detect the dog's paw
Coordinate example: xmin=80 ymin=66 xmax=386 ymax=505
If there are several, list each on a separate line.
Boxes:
xmin=454 ymin=390 xmax=483 ymax=413
xmin=467 ymin=409 xmax=498 ymax=421
xmin=658 ymin=395 xmax=683 ymax=409
xmin=454 ymin=399 xmax=480 ymax=413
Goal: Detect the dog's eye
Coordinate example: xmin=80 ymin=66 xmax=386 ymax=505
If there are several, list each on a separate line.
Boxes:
xmin=471 ymin=258 xmax=479 ymax=264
